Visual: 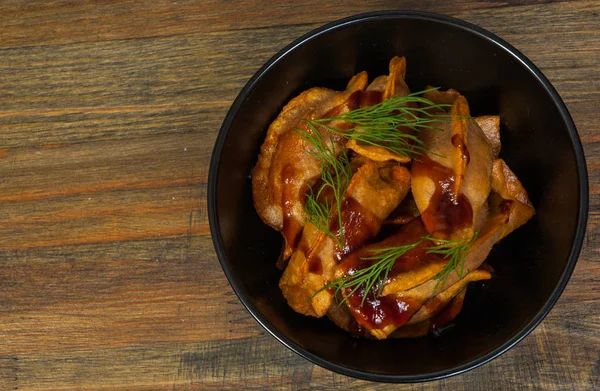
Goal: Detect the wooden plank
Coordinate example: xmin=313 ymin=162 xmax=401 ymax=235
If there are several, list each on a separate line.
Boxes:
xmin=0 ymin=317 xmax=597 ymax=391
xmin=0 ymin=104 xmax=225 ymax=148
xmin=0 ymin=0 xmax=597 ymax=389
xmin=0 ymin=0 xmax=556 ymax=50
xmin=0 ymin=27 xmax=296 ymax=111
xmin=0 ymin=2 xmax=597 ymax=112
xmin=0 ymin=95 xmax=595 ymax=151
xmin=0 ymin=221 xmax=597 ymax=384
xmin=0 ymin=236 xmax=262 ymax=357
xmin=0 ymin=133 xmax=208 ymax=202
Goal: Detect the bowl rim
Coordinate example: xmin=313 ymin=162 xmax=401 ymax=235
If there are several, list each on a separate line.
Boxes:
xmin=208 ymin=10 xmax=589 ymax=383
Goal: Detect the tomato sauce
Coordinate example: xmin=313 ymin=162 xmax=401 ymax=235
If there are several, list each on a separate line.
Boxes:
xmin=411 ymin=156 xmax=473 ymax=237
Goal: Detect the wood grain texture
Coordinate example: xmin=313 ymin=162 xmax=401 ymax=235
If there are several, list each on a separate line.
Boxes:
xmin=0 ymin=0 xmax=598 ymax=390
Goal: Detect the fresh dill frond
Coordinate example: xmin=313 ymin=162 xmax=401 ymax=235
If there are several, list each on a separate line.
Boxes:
xmin=298 ymin=89 xmax=453 ymax=245
xmin=303 ymin=186 xmax=337 ymax=241
xmin=307 ymin=89 xmax=452 ymax=159
xmin=310 ymin=231 xmax=479 ymax=307
xmin=297 ymin=122 xmax=353 ymax=249
xmin=426 ymin=232 xmax=479 ymax=294
xmin=313 ymin=240 xmax=425 ymax=306
xmin=356 ymin=242 xmax=426 ymax=304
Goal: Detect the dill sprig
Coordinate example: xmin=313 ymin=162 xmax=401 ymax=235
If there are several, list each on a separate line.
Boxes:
xmin=311 ymin=232 xmax=478 ymax=306
xmin=303 ymin=188 xmax=337 ymax=241
xmin=317 ymin=241 xmax=424 ymax=306
xmin=297 ymin=123 xmax=353 ymax=249
xmin=299 ymin=89 xmax=452 ymax=245
xmin=306 ymin=89 xmax=452 ymax=159
xmin=426 ymin=232 xmax=479 ymax=294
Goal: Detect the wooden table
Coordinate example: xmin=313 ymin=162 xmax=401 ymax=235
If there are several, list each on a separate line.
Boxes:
xmin=0 ymin=1 xmax=597 ymax=389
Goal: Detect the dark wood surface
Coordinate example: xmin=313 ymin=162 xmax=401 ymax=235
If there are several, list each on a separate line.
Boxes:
xmin=0 ymin=1 xmax=598 ymax=389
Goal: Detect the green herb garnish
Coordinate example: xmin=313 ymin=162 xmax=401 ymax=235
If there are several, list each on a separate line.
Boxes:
xmin=306 ymin=89 xmax=452 ymax=159
xmin=298 ymin=89 xmax=457 ymax=253
xmin=426 ymin=231 xmax=479 ymax=294
xmin=299 ymin=89 xmax=450 ymax=247
xmin=312 ymin=232 xmax=478 ymax=306
xmin=317 ymin=241 xmax=424 ymax=306
xmin=298 ymin=123 xmax=353 ymax=249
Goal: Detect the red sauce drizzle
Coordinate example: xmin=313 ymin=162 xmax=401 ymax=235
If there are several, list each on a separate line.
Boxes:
xmin=337 ymin=220 xmax=441 ymax=330
xmin=346 ymin=286 xmax=419 ymax=330
xmin=307 ymin=254 xmax=322 ymax=274
xmin=297 ymin=90 xmax=363 ymax=272
xmin=451 ymin=133 xmax=470 ymax=165
xmin=306 ymin=197 xmax=379 ymax=275
xmin=411 ymin=156 xmax=473 ymax=237
xmin=331 ymin=197 xmax=380 ymax=262
xmin=383 ymin=219 xmax=444 ymax=279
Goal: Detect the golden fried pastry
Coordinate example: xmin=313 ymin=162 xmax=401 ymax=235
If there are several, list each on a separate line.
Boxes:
xmin=251 ymin=56 xmax=534 ymax=339
xmin=475 ymin=115 xmax=501 ymax=158
xmin=347 ymin=56 xmax=414 ymax=164
xmin=279 ymin=160 xmax=411 ymax=317
xmin=253 ymin=72 xmax=369 ymax=260
xmin=411 ymin=90 xmax=494 ymax=240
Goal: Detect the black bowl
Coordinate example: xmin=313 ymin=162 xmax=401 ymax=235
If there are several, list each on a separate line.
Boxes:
xmin=208 ymin=11 xmax=588 ymax=382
